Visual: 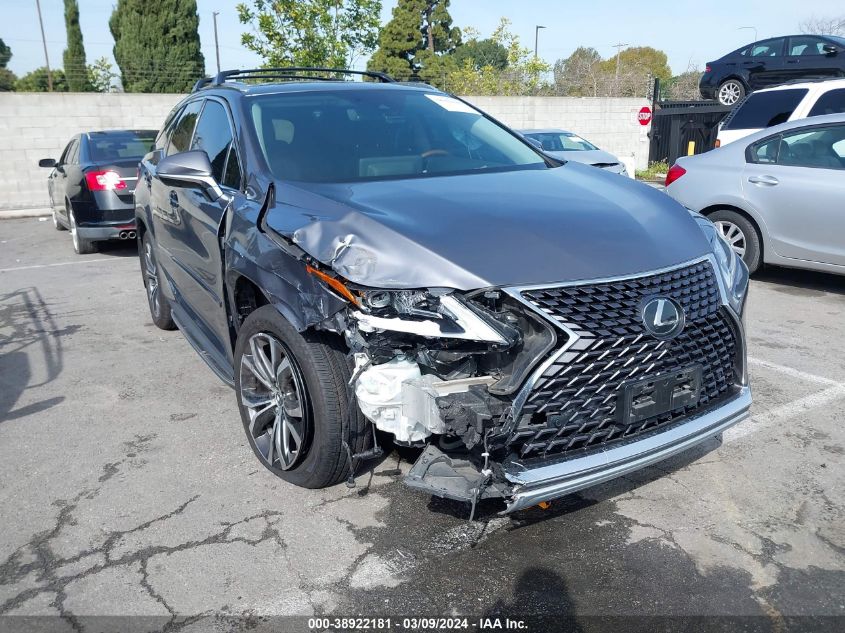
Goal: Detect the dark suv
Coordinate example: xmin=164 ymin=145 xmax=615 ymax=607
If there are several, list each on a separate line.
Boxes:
xmin=136 ymin=68 xmax=751 ymax=514
xmin=700 ymin=35 xmax=845 ymax=105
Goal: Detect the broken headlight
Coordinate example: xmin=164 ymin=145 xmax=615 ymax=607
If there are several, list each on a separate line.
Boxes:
xmin=692 ymin=212 xmax=749 ymax=315
xmin=352 ymin=289 xmax=512 ymax=345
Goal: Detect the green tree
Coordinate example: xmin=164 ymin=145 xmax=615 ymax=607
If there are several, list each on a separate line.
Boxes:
xmin=88 ymin=56 xmax=118 ymax=92
xmin=16 ymin=68 xmax=68 ymax=92
xmin=453 ymin=37 xmax=508 ymax=71
xmin=367 ymin=0 xmax=460 ymax=81
xmin=553 ymin=46 xmax=602 ymax=96
xmin=109 ymin=0 xmax=205 ymax=93
xmin=0 ymin=38 xmax=16 ymax=91
xmin=440 ymin=19 xmax=549 ymax=95
xmin=63 ymin=0 xmax=92 ymax=91
xmin=599 ymin=46 xmax=671 ymax=97
xmin=237 ymin=0 xmax=381 ymax=68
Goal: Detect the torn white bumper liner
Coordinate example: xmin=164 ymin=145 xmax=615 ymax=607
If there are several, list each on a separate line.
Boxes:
xmin=502 ymin=386 xmax=752 ymax=514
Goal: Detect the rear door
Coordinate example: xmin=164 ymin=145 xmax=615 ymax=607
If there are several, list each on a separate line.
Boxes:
xmin=743 ymin=123 xmax=845 ymax=265
xmin=745 ymin=38 xmax=787 ymax=89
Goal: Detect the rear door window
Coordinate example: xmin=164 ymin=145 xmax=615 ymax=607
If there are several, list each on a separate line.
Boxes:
xmin=722 ymin=89 xmax=808 ymax=130
xmin=808 ymin=89 xmax=845 ymax=117
xmin=777 ymin=125 xmax=845 ymax=170
xmin=167 ymin=100 xmax=203 ymax=156
xmin=749 ymin=38 xmax=785 ymax=57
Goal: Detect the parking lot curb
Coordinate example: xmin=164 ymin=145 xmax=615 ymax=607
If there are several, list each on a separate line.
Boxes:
xmin=0 ymin=208 xmax=52 ymax=220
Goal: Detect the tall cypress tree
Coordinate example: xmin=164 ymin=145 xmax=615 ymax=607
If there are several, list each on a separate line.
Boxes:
xmin=63 ymin=0 xmax=91 ymax=91
xmin=109 ymin=0 xmax=205 ymax=93
xmin=367 ymin=0 xmax=460 ymax=80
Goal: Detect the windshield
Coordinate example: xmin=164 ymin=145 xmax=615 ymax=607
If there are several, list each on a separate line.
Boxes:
xmin=248 ymin=89 xmax=547 ymax=183
xmin=524 ymin=132 xmax=598 ymax=152
xmin=87 ymin=130 xmax=156 ymax=162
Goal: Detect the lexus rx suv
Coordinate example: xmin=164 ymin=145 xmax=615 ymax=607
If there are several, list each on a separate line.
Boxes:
xmin=135 ymin=68 xmax=751 ymax=515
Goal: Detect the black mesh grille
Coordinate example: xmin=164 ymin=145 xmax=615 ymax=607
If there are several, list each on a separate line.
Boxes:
xmin=509 ymin=260 xmax=739 ymax=459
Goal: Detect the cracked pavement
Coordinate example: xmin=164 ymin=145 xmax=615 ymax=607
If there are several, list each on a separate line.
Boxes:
xmin=0 ymin=218 xmax=843 ymax=631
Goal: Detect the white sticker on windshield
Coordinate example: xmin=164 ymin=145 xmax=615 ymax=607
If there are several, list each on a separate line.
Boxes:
xmin=425 ymin=94 xmax=477 ymax=114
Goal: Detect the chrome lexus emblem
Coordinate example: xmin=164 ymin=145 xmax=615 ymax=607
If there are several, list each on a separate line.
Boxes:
xmin=641 ymin=297 xmax=685 ymax=339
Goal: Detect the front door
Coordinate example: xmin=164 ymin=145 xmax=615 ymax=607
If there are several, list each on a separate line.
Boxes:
xmin=743 ymin=123 xmax=845 ymax=266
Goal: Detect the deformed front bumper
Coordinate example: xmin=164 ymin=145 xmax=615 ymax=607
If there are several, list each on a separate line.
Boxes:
xmin=501 ymin=386 xmax=751 ymax=513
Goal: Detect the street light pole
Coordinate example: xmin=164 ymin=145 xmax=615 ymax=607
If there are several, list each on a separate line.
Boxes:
xmin=34 ymin=0 xmax=52 ymax=91
xmin=212 ymin=11 xmax=221 ymax=74
xmin=613 ymin=42 xmax=629 ymax=96
xmin=738 ymin=26 xmax=758 ymax=42
xmin=534 ymin=25 xmax=546 ymax=58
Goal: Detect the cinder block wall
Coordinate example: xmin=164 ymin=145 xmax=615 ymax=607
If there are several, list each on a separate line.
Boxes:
xmin=465 ymin=95 xmax=651 ymax=172
xmin=0 ymin=92 xmax=651 ymax=210
xmin=0 ymin=93 xmax=182 ymax=210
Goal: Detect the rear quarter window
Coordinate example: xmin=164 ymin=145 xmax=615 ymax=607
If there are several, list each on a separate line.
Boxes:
xmin=722 ymin=89 xmax=808 ymax=130
xmin=808 ymin=89 xmax=845 ymax=117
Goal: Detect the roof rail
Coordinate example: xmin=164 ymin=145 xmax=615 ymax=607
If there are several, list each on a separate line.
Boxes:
xmin=191 ymin=67 xmax=395 ymax=92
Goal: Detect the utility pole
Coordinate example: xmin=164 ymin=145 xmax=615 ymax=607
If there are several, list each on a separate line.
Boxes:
xmin=212 ymin=11 xmax=221 ymax=74
xmin=534 ymin=25 xmax=546 ymax=58
xmin=34 ymin=0 xmax=52 ymax=91
xmin=613 ymin=42 xmax=628 ymax=97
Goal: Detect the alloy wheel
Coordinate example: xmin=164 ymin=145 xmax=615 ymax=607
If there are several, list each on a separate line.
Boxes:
xmin=69 ymin=212 xmax=80 ymax=251
xmin=143 ymin=241 xmax=161 ymax=318
xmin=718 ymin=81 xmax=742 ymax=106
xmin=714 ymin=220 xmax=746 ymax=257
xmin=239 ymin=332 xmax=310 ymax=471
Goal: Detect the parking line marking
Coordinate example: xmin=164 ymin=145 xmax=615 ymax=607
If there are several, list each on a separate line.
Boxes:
xmin=724 ymin=384 xmax=845 ymax=443
xmin=748 ymin=356 xmax=842 ymax=387
xmin=0 ymin=258 xmax=131 ymax=273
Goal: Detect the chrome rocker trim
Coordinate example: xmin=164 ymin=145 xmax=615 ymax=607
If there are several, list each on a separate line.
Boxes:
xmin=502 ymin=386 xmax=751 ymax=514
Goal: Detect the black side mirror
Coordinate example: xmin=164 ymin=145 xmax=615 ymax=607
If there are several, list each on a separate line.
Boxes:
xmin=39 ymin=158 xmax=56 ymax=168
xmin=156 ymin=150 xmax=223 ymax=201
xmin=823 ymin=44 xmax=839 ymax=55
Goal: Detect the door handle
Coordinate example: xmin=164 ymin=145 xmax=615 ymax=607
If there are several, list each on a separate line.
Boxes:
xmin=786 ymin=59 xmax=799 ymax=64
xmin=169 ymin=191 xmax=179 ymax=207
xmin=748 ymin=175 xmax=779 ymax=186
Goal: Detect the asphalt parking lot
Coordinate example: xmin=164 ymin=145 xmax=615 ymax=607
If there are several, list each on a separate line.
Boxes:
xmin=0 ymin=217 xmax=843 ymax=632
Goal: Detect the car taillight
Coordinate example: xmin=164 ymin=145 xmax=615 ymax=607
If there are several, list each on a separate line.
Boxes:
xmin=85 ymin=170 xmax=126 ymax=191
xmin=665 ymin=164 xmax=686 ymax=186
xmin=705 ymin=65 xmax=711 ymax=73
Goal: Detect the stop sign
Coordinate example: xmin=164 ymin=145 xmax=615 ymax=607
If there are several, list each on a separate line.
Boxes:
xmin=638 ymin=106 xmax=652 ymax=126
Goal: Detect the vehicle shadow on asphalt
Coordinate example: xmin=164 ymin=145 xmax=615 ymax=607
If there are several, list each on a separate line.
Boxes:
xmin=0 ymin=287 xmax=71 ymax=423
xmin=95 ymin=240 xmax=139 ymax=258
xmin=754 ymin=267 xmax=845 ymax=296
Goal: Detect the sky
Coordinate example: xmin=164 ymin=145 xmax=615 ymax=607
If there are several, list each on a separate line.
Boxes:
xmin=0 ymin=0 xmax=839 ymax=79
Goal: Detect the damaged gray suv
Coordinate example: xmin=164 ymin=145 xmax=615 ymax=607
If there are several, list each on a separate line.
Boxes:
xmin=135 ymin=68 xmax=751 ymax=514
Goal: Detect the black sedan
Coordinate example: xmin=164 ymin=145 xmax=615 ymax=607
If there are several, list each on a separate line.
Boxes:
xmin=39 ymin=130 xmax=156 ymax=254
xmin=700 ymin=34 xmax=845 ymax=105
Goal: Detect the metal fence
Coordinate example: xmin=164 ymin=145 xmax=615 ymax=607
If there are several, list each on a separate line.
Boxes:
xmin=648 ymin=100 xmax=733 ymax=165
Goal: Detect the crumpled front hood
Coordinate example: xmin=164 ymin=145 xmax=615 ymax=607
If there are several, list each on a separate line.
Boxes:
xmin=264 ymin=162 xmax=711 ymax=290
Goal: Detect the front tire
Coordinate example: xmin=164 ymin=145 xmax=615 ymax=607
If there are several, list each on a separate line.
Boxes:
xmin=141 ymin=232 xmax=176 ymax=330
xmin=234 ymin=306 xmax=369 ymax=489
xmin=709 ymin=209 xmax=761 ymax=274
xmin=717 ymin=79 xmax=745 ymax=106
